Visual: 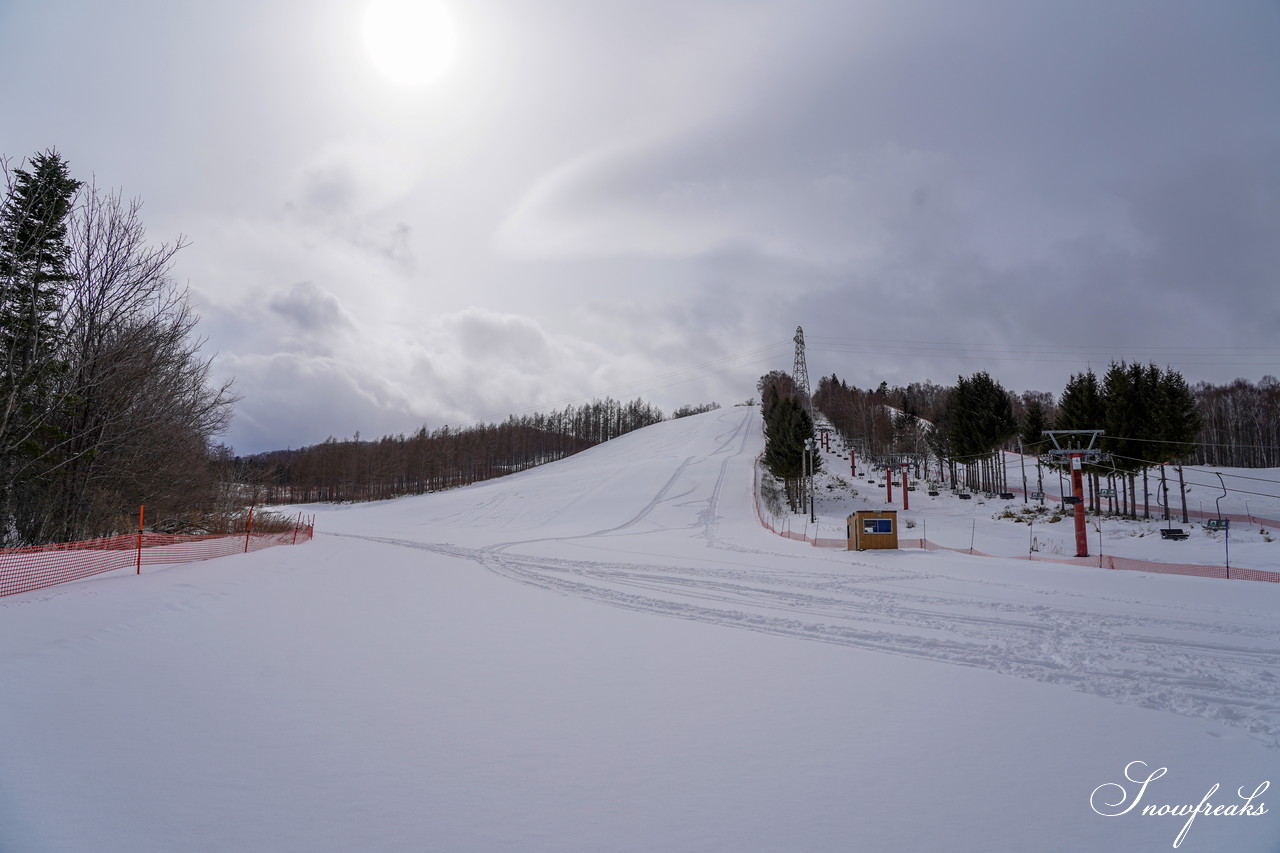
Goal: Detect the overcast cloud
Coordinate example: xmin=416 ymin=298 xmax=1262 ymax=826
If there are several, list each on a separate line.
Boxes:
xmin=2 ymin=0 xmax=1277 ymax=453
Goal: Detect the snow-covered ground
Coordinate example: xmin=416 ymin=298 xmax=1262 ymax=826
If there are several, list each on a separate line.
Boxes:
xmin=2 ymin=406 xmax=1277 ymax=852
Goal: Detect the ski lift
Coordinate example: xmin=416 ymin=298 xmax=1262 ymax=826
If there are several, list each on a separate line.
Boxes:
xmin=1209 ymin=472 xmax=1230 ymax=532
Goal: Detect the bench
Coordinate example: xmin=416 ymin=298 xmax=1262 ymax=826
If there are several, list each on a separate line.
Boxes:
xmin=1159 ymin=528 xmax=1189 ymax=541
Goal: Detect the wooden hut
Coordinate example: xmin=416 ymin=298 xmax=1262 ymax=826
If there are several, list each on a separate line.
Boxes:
xmin=848 ymin=510 xmax=899 ymax=551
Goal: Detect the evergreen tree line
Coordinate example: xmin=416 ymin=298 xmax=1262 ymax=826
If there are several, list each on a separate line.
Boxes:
xmin=235 ymin=397 xmax=666 ymax=504
xmin=757 ymin=371 xmax=821 ymax=512
xmin=1015 ymin=373 xmax=1273 ymax=470
xmin=929 ymin=371 xmax=1018 ymax=494
xmin=810 ymin=361 xmax=1214 ymax=518
xmin=1047 ymin=363 xmax=1200 ymax=515
xmin=1 ymin=150 xmax=234 ymax=546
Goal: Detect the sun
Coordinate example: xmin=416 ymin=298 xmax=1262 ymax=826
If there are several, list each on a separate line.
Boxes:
xmin=362 ymin=0 xmax=458 ymax=86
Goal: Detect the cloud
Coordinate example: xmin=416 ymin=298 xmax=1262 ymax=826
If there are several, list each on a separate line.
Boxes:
xmin=216 ymin=305 xmax=655 ymax=452
xmin=219 ymin=351 xmax=420 ymax=451
xmin=496 ymin=127 xmax=964 ymax=274
xmin=10 ymin=0 xmax=1277 ymax=455
xmin=268 ymin=282 xmax=356 ymax=333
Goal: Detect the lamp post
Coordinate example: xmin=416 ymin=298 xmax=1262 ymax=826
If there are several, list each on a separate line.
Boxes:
xmin=800 ymin=441 xmax=807 ymax=517
xmin=804 ymin=438 xmax=816 ymax=524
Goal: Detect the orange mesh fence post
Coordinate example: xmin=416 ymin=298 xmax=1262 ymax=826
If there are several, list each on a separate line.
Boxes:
xmin=136 ymin=505 xmax=144 ymax=575
xmin=244 ymin=506 xmax=254 ymax=554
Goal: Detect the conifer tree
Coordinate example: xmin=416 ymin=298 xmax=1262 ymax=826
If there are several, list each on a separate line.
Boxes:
xmin=0 ymin=150 xmax=79 ymax=378
xmin=1152 ymin=367 xmax=1200 ymax=464
xmin=940 ymin=372 xmax=1016 ymax=492
xmin=1019 ymin=398 xmax=1049 ymax=450
xmin=1056 ymin=368 xmax=1104 ymax=433
xmin=1054 ymin=368 xmax=1108 ymax=512
xmin=1101 ymin=361 xmax=1145 ymax=472
xmin=0 ymin=150 xmax=81 ymax=543
xmin=761 ymin=387 xmax=819 ymax=512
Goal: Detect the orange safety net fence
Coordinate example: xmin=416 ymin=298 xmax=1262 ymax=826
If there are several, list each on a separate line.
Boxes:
xmin=0 ymin=527 xmax=314 ymax=598
xmin=900 ymin=539 xmax=1280 ymax=583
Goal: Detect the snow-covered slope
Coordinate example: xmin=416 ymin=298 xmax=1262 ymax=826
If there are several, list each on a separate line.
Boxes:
xmin=2 ymin=406 xmax=1277 ymax=852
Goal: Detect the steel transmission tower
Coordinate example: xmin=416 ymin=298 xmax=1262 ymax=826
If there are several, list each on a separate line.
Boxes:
xmin=792 ymin=325 xmax=811 ymax=413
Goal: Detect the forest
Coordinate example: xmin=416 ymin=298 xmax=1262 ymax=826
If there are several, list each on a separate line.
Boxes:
xmin=243 ymin=364 xmax=1278 ymax=517
xmin=1190 ymin=377 xmax=1280 ymax=468
xmin=1 ymin=150 xmax=234 ymax=547
xmin=234 ymin=397 xmax=666 ymax=505
xmin=801 ymin=364 xmax=1276 ymax=519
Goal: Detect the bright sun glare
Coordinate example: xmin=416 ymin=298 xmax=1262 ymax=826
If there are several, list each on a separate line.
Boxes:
xmin=362 ymin=0 xmax=458 ymax=86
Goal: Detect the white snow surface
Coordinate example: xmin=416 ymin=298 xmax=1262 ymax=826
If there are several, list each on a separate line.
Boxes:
xmin=2 ymin=406 xmax=1278 ymax=852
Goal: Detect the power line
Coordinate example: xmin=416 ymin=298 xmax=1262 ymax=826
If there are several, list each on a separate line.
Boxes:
xmin=805 ymin=335 xmax=1280 ymax=369
xmin=808 ymin=334 xmax=1280 ymax=356
xmin=1172 ymin=465 xmax=1280 ymax=488
xmin=1098 ymin=452 xmax=1280 ymax=501
xmin=1093 ymin=433 xmax=1280 ymax=453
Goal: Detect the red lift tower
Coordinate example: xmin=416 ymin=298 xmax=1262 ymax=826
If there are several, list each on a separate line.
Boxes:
xmin=1042 ymin=430 xmax=1105 ymax=558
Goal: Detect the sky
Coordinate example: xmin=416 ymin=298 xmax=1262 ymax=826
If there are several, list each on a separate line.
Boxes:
xmin=2 ymin=0 xmax=1279 ymax=454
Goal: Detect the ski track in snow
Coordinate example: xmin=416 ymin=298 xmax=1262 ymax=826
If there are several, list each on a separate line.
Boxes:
xmin=331 ymin=409 xmax=1280 ymax=745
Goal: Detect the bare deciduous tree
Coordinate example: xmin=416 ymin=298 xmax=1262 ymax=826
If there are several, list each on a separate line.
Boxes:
xmin=2 ymin=156 xmax=237 ymax=544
